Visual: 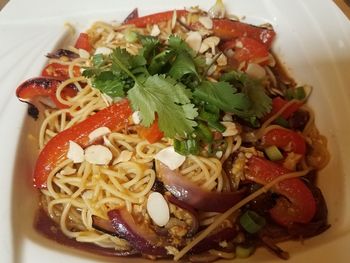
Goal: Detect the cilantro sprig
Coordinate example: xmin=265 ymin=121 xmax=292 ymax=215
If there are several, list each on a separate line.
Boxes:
xmin=83 ymin=34 xmax=272 ymax=139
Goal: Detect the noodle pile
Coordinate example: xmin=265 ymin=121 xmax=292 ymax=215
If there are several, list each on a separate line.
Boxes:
xmin=28 ymin=6 xmax=330 ymax=262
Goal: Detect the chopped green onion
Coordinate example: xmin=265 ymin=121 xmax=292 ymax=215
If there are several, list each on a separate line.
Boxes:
xmin=264 ymin=145 xmax=284 ymax=161
xmin=239 ymin=210 xmax=266 ymax=234
xmin=208 ymin=121 xmax=226 ymax=133
xmin=285 ymin=86 xmax=306 ymax=100
xmin=235 ymin=245 xmax=255 ymax=258
xmin=196 ymin=122 xmax=213 ymax=143
xmin=174 ymin=139 xmax=187 ymax=155
xmin=274 ymin=116 xmax=290 ymax=128
xmin=186 ymin=139 xmax=199 ymax=155
xmin=294 ymin=86 xmax=306 ymax=100
xmin=199 ymin=110 xmax=219 ymax=122
xmin=125 ymin=30 xmax=138 ymax=43
xmin=174 ymin=139 xmax=199 ymax=156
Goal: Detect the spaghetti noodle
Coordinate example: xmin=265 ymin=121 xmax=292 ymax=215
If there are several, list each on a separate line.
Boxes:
xmin=16 ymin=1 xmax=330 ymax=262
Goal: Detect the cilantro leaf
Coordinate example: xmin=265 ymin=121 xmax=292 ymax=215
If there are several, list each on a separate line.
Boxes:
xmin=148 ymin=49 xmax=175 ymax=75
xmin=220 ymin=71 xmax=272 ymax=118
xmin=127 ymin=75 xmax=197 ymax=137
xmin=169 ymin=52 xmax=198 ymax=81
xmin=138 ymin=35 xmax=160 ymax=61
xmin=193 ymin=81 xmax=249 ymax=113
xmin=110 ymin=48 xmax=146 ymax=71
xmin=92 ymin=71 xmax=125 ymax=97
xmin=168 ymin=35 xmax=195 ymax=57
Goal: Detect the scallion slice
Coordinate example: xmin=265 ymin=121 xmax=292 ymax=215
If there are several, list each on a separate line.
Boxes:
xmin=235 ymin=245 xmax=255 ymax=258
xmin=264 ymin=145 xmax=284 ymax=161
xmin=239 ymin=210 xmax=266 ymax=234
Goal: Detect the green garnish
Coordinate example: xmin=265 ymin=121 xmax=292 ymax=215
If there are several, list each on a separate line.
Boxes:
xmin=239 ymin=210 xmax=266 ymax=234
xmin=83 ymin=34 xmax=272 ymax=144
xmin=264 ymin=145 xmax=284 ymax=161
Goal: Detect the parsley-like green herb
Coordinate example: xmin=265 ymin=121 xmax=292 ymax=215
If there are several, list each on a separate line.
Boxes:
xmin=193 ymin=81 xmax=249 ymax=113
xmin=220 ymin=71 xmax=272 ymax=119
xmin=82 ymin=33 xmax=272 ymax=139
xmin=128 ymin=75 xmax=197 ymax=137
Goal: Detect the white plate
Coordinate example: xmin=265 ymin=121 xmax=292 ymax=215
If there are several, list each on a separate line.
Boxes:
xmin=1 ymin=0 xmax=350 ymax=262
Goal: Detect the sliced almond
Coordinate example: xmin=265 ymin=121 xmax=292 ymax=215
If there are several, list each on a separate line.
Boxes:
xmin=202 ymin=36 xmax=220 ymax=54
xmin=85 ymin=145 xmax=112 ymax=165
xmin=147 ymin=192 xmax=170 ymax=227
xmin=245 ymin=63 xmax=266 ymax=79
xmin=113 ymin=150 xmax=133 ymax=165
xmin=216 ymin=53 xmax=227 ymax=66
xmin=199 ymin=42 xmax=210 ymax=53
xmin=207 ymin=64 xmax=217 ymax=76
xmin=222 ymin=113 xmax=233 ymax=122
xmin=215 ymin=151 xmax=223 ymax=159
xmin=78 ymin=48 xmax=90 ymax=59
xmin=88 ymin=127 xmax=111 ymax=142
xmin=198 ymin=16 xmax=213 ymax=29
xmin=131 ymin=111 xmax=142 ymax=125
xmin=185 ymin=31 xmax=202 ymax=54
xmin=150 ymin=24 xmax=161 ymax=37
xmin=94 ymin=47 xmax=113 ymax=56
xmin=221 ymin=122 xmax=239 ymax=137
xmin=67 ymin=141 xmax=85 ymax=163
xmin=155 ymin=146 xmax=186 ymax=170
xmin=171 ymin=10 xmax=177 ymax=30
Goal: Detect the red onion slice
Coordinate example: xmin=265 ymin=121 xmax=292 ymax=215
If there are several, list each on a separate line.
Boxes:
xmin=159 ymin=163 xmax=247 ymax=213
xmin=108 ymin=208 xmax=168 ymax=257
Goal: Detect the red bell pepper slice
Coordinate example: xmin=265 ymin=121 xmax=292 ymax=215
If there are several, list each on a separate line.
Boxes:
xmin=262 ymin=128 xmax=306 ymax=155
xmin=74 ymin=33 xmax=92 ymax=52
xmin=33 ymin=100 xmax=132 ymax=188
xmin=41 ymin=63 xmax=81 ymax=79
xmin=246 ymin=156 xmax=316 ymax=226
xmin=213 ymin=19 xmax=276 ymax=49
xmin=137 ymin=119 xmax=164 ymax=143
xmin=221 ymin=37 xmax=269 ymax=63
xmin=267 ymin=97 xmax=303 ymax=120
xmin=124 ymin=10 xmax=188 ymax=27
xmin=16 ymin=77 xmax=77 ymax=109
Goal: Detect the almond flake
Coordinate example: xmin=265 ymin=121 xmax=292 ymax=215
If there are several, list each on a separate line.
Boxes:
xmin=131 ymin=111 xmax=142 ymax=125
xmin=245 ymin=63 xmax=266 ymax=79
xmin=78 ymin=48 xmax=90 ymax=59
xmin=216 ymin=53 xmax=227 ymax=66
xmin=198 ymin=16 xmax=213 ymax=29
xmin=113 ymin=150 xmax=133 ymax=165
xmin=147 ymin=192 xmax=170 ymax=227
xmin=94 ymin=47 xmax=112 ymax=56
xmin=88 ymin=127 xmax=111 ymax=142
xmin=155 ymin=146 xmax=186 ymax=170
xmin=185 ymin=31 xmax=202 ymax=54
xmin=67 ymin=140 xmax=84 ymax=163
xmin=150 ymin=24 xmax=161 ymax=37
xmin=85 ymin=145 xmax=112 ymax=165
xmin=221 ymin=122 xmax=239 ymax=137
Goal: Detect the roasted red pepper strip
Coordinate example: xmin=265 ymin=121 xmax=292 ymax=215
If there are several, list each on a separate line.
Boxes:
xmin=16 ymin=77 xmax=77 ymax=109
xmin=220 ymin=37 xmax=269 ymax=63
xmin=268 ymin=97 xmax=303 ymax=120
xmin=33 ymin=100 xmax=132 ymax=188
xmin=246 ymin=156 xmax=316 ymax=226
xmin=262 ymin=128 xmax=306 ymax=155
xmin=213 ymin=19 xmax=276 ymax=48
xmin=74 ymin=33 xmax=92 ymax=52
xmin=41 ymin=63 xmax=80 ymax=79
xmin=124 ymin=10 xmax=188 ymax=27
xmin=137 ymin=119 xmax=164 ymax=143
